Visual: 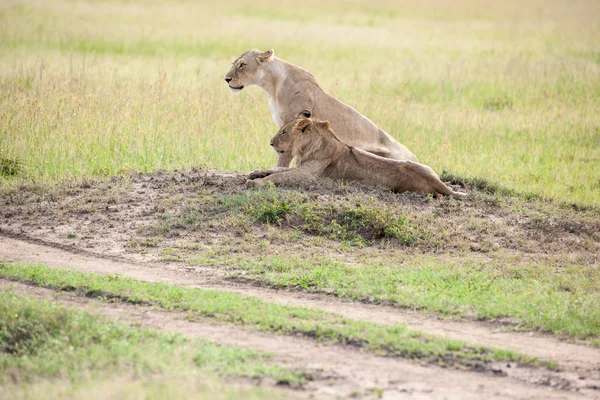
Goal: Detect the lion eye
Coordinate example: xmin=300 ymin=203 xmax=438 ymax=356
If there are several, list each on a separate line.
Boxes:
xmin=280 ymin=130 xmax=286 ymax=136
xmin=238 ymin=63 xmax=246 ymax=69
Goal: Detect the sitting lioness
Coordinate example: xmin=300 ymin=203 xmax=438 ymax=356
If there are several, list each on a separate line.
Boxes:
xmin=245 ymin=117 xmax=465 ymax=197
xmin=225 ymin=49 xmax=417 ymax=167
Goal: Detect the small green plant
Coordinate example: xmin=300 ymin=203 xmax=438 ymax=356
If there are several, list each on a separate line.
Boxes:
xmin=126 ymin=238 xmax=160 ymax=249
xmin=544 ymin=361 xmax=559 ymax=371
xmin=159 ymin=247 xmax=185 ymax=262
xmin=67 ymin=232 xmax=78 ymax=239
xmin=240 ymin=187 xmax=295 ymax=224
xmin=0 ymin=157 xmax=21 ymax=177
xmin=483 ymin=96 xmax=513 ymax=111
xmin=252 ymin=198 xmax=292 ymax=224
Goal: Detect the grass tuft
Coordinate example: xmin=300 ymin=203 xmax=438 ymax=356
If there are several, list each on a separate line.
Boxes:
xmin=483 ymin=96 xmax=513 ymax=111
xmin=247 ymin=189 xmax=293 ymax=224
xmin=0 ymin=157 xmax=21 ymax=177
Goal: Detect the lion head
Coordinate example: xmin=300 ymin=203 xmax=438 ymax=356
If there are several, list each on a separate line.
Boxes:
xmin=224 ymin=49 xmax=274 ymax=93
xmin=270 ymin=112 xmax=332 ymax=160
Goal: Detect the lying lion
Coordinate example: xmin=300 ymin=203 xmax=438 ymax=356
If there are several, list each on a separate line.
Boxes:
xmin=245 ymin=116 xmax=466 ymax=197
xmin=225 ymin=49 xmax=417 ymax=168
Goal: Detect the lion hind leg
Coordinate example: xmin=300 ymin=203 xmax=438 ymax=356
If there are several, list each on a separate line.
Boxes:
xmin=357 ymin=146 xmax=392 ymax=159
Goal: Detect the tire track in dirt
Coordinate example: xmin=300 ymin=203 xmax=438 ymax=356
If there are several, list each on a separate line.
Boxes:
xmin=0 ymin=279 xmax=593 ymax=400
xmin=1 ymin=233 xmax=599 ymax=397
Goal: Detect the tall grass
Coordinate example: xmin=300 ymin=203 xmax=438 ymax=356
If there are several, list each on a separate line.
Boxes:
xmin=0 ymin=0 xmax=598 ymax=205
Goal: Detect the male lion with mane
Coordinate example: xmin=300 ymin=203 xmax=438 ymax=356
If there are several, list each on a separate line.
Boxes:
xmin=245 ymin=116 xmax=466 ymax=197
xmin=225 ymin=49 xmax=417 ymax=167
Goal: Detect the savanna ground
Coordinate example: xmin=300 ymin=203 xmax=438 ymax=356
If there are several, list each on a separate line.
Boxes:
xmin=1 ymin=0 xmax=599 ymax=399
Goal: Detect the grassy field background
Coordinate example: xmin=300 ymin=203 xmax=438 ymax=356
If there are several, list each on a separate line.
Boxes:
xmin=0 ymin=0 xmax=599 ymax=206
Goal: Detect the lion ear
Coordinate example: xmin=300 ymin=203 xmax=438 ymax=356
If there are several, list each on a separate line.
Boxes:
xmin=256 ymin=49 xmax=274 ymax=64
xmin=295 ymin=118 xmax=312 ymax=133
xmin=296 ymin=109 xmax=311 ymax=118
xmin=317 ymin=120 xmax=330 ymax=130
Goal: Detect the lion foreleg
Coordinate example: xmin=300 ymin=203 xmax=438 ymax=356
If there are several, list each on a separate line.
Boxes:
xmin=262 ymin=167 xmax=318 ymax=184
xmin=245 ymin=162 xmax=326 ymax=188
xmin=247 ymin=167 xmax=294 ymax=180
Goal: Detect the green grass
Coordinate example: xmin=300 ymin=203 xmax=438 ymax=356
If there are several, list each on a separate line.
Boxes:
xmin=6 ymin=378 xmax=287 ymax=400
xmin=0 ymin=0 xmax=599 ymax=206
xmin=0 ymin=291 xmax=298 ymax=400
xmin=0 ymin=262 xmax=538 ymax=368
xmin=223 ymin=254 xmax=600 ymax=344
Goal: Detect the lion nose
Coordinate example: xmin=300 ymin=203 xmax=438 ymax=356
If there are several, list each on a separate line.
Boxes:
xmin=225 ymin=77 xmax=232 ymax=83
xmin=270 ymin=141 xmax=274 ymax=146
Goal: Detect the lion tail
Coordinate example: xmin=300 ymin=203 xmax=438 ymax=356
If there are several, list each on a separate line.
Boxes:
xmin=430 ymin=172 xmax=467 ymax=197
xmin=435 ymin=181 xmax=467 ymax=197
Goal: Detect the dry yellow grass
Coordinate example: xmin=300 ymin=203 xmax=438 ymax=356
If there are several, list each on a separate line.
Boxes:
xmin=1 ymin=0 xmax=599 ymax=205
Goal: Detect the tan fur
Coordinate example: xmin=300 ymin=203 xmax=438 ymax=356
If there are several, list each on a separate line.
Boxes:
xmin=246 ymin=118 xmax=466 ymax=197
xmin=225 ymin=49 xmax=417 ymax=168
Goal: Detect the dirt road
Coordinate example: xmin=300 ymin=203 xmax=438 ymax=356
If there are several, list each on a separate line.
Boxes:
xmin=2 ymin=234 xmax=599 ymax=399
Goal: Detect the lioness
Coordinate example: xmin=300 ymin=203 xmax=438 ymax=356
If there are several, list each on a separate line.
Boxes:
xmin=245 ymin=117 xmax=465 ymax=197
xmin=225 ymin=49 xmax=417 ymax=167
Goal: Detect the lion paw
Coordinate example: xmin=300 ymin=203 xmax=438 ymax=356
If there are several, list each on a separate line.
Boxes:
xmin=245 ymin=179 xmax=266 ymax=189
xmin=248 ymin=169 xmax=273 ymax=180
